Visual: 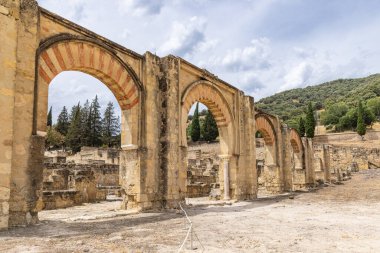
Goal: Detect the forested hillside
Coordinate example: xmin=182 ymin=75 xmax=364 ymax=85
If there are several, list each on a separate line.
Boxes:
xmin=256 ymin=74 xmax=380 ymax=130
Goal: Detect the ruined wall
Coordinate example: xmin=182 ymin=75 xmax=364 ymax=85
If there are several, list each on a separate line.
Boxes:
xmin=41 ymin=163 xmax=119 ymax=210
xmin=327 ymin=145 xmax=380 ymax=178
xmin=66 ymin=147 xmax=120 ymax=165
xmin=314 ymin=130 xmax=380 ymax=144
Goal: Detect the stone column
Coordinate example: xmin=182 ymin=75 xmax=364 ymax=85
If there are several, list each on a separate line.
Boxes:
xmin=219 ymin=155 xmax=231 ymax=200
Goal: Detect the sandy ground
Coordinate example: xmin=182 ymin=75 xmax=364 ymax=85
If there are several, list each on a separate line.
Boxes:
xmin=1 ymin=169 xmax=380 ymax=253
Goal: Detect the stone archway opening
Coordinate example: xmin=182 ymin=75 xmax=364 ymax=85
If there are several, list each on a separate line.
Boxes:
xmin=41 ymin=71 xmax=123 ymax=212
xmin=181 ymin=82 xmax=234 ymax=201
xmin=185 ymin=102 xmax=222 ymax=201
xmin=255 ymin=129 xmax=276 ymax=196
xmin=255 ymin=114 xmax=281 ymax=196
xmin=7 ymin=38 xmax=143 ymax=227
xmin=289 ymin=129 xmax=305 ymax=190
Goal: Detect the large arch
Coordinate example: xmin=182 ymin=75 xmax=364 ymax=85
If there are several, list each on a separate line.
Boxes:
xmin=35 ymin=35 xmax=143 ymax=146
xmin=255 ymin=113 xmax=282 ymax=193
xmin=181 ymin=80 xmax=235 ymax=200
xmin=181 ymin=80 xmax=234 ymax=155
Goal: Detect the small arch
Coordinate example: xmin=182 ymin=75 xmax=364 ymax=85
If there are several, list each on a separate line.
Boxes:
xmin=289 ymin=129 xmax=303 ymax=153
xmin=181 ymin=80 xmax=235 ymax=155
xmin=181 ymin=80 xmax=233 ymax=127
xmin=255 ymin=114 xmax=276 ymax=146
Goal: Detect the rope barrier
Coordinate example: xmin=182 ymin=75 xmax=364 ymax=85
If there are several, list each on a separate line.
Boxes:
xmin=177 ymin=202 xmax=205 ymax=253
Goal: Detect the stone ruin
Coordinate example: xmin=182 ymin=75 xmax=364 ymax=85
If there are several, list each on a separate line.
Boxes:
xmin=186 ymin=143 xmax=220 ymax=198
xmin=41 ymin=148 xmax=120 ymax=210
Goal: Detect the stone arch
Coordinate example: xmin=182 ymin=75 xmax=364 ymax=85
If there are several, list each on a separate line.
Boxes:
xmin=289 ymin=128 xmax=305 ymax=189
xmin=255 ymin=114 xmax=278 ymax=166
xmin=181 ymin=80 xmax=234 ymax=155
xmin=34 ymin=35 xmax=143 ymax=146
xmin=289 ymin=129 xmax=303 ymax=153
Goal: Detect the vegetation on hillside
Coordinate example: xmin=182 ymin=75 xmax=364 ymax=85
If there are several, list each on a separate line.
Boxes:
xmin=256 ymin=74 xmax=380 ymax=132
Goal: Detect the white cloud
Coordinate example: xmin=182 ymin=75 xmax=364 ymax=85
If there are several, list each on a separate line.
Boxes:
xmin=281 ymin=62 xmax=313 ymax=91
xmin=158 ymin=16 xmax=207 ymax=57
xmin=118 ymin=0 xmax=164 ymax=16
xmin=212 ymin=37 xmax=271 ymax=71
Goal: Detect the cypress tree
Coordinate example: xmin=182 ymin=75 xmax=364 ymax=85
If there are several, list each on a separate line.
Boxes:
xmin=47 ymin=106 xmax=52 ymax=127
xmin=66 ymin=104 xmax=82 ymax=153
xmin=305 ymin=102 xmax=316 ymax=138
xmin=89 ymin=95 xmax=102 ymax=147
xmin=357 ymin=101 xmax=366 ymax=139
xmin=80 ymin=99 xmax=91 ymax=147
xmin=102 ymin=102 xmax=120 ymax=147
xmin=298 ymin=117 xmax=305 ymax=137
xmin=56 ymin=106 xmax=69 ymax=135
xmin=202 ymin=110 xmax=219 ymax=141
xmin=190 ymin=102 xmax=201 ymax=142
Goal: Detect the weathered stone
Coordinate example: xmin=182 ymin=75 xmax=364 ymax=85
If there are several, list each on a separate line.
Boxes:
xmin=0 ymin=5 xmax=9 ymax=16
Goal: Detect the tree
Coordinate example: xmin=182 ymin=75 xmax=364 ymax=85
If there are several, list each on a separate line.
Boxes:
xmin=80 ymin=99 xmax=92 ymax=147
xmin=89 ymin=95 xmax=102 ymax=147
xmin=102 ymin=102 xmax=120 ymax=147
xmin=46 ymin=126 xmax=65 ymax=149
xmin=305 ymin=102 xmax=316 ymax=138
xmin=66 ymin=104 xmax=82 ymax=153
xmin=190 ymin=102 xmax=201 ymax=142
xmin=367 ymin=97 xmax=380 ymax=120
xmin=321 ymin=102 xmax=348 ymax=126
xmin=56 ymin=106 xmax=69 ymax=135
xmin=47 ymin=106 xmax=52 ymax=127
xmin=202 ymin=110 xmax=219 ymax=141
xmin=357 ymin=101 xmax=366 ymax=139
xmin=298 ymin=117 xmax=305 ymax=137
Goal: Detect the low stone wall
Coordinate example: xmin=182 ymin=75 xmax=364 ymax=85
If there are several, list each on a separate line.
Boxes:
xmin=328 ymin=145 xmax=380 ymax=172
xmin=186 ymin=184 xmax=212 ymax=198
xmin=314 ymin=130 xmax=380 ymax=144
xmin=41 ymin=163 xmax=120 ymax=210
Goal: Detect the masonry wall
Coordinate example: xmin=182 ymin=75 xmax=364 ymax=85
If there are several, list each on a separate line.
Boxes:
xmin=41 ymin=163 xmax=119 ymax=210
xmin=327 ymin=145 xmax=380 ymax=178
xmin=0 ymin=1 xmax=19 ymax=230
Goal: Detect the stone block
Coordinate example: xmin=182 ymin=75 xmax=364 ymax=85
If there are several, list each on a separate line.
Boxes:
xmin=0 ymin=186 xmax=10 ymax=200
xmin=0 ymin=215 xmax=8 ymax=230
xmin=0 ymin=6 xmax=9 ymax=16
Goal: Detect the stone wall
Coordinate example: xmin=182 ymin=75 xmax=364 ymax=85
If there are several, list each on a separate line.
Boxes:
xmin=41 ymin=163 xmax=119 ymax=210
xmin=327 ymin=145 xmax=380 ymax=177
xmin=66 ymin=147 xmax=120 ymax=165
xmin=314 ymin=130 xmax=380 ymax=144
xmin=186 ymin=143 xmax=220 ymax=198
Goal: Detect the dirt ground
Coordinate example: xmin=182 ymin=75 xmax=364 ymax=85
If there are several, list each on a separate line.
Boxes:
xmin=1 ymin=169 xmax=380 ymax=253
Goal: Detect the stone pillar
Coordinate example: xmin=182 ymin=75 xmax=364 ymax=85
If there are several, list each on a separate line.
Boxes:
xmin=323 ymin=144 xmax=331 ymax=182
xmin=0 ymin=1 xmax=19 ymax=230
xmin=303 ymin=138 xmax=315 ymax=187
xmin=5 ymin=0 xmax=41 ymax=228
xmin=219 ymin=155 xmax=231 ymax=200
xmin=282 ymin=126 xmax=293 ymax=191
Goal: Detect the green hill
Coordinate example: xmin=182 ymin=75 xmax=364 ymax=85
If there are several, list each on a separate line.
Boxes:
xmin=256 ymin=74 xmax=380 ymax=128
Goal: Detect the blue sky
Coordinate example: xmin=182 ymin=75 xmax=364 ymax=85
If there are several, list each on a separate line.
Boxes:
xmin=40 ymin=0 xmax=380 ymax=119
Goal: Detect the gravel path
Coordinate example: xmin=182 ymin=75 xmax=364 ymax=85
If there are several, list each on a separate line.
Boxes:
xmin=1 ymin=169 xmax=380 ymax=252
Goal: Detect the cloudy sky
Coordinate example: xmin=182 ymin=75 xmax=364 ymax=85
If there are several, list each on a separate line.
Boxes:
xmin=41 ymin=0 xmax=380 ymax=119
